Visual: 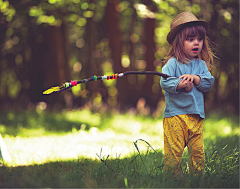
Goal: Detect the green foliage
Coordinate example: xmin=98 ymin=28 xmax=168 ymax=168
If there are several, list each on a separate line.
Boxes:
xmin=0 ymin=0 xmax=16 ymax=22
xmin=0 ymin=0 xmax=239 ymax=115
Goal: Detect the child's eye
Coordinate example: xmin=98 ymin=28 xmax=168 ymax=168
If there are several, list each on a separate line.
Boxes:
xmin=187 ymin=38 xmax=193 ymax=42
xmin=198 ymin=38 xmax=203 ymax=41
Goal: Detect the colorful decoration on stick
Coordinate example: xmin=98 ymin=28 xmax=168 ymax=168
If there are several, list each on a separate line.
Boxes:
xmin=43 ymin=71 xmax=170 ymax=95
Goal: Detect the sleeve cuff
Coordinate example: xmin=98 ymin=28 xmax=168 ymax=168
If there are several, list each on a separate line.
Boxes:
xmin=174 ymin=79 xmax=181 ymax=93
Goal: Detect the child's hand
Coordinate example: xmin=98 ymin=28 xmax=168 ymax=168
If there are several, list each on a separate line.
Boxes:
xmin=179 ymin=74 xmax=201 ymax=86
xmin=180 ymin=74 xmax=194 ymax=92
xmin=179 ymin=74 xmax=194 ymax=83
xmin=176 ymin=78 xmax=194 ymax=92
xmin=185 ymin=82 xmax=193 ymax=92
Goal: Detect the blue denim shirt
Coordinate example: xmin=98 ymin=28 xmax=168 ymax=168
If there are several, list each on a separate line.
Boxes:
xmin=160 ymin=57 xmax=214 ymax=118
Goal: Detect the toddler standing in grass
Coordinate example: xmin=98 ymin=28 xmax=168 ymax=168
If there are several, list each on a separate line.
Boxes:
xmin=160 ymin=12 xmax=215 ymax=176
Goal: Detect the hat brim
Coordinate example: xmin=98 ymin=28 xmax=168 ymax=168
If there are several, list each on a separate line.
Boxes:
xmin=167 ymin=20 xmax=208 ymax=44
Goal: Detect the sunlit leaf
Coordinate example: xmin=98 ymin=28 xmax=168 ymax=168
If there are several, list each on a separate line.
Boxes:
xmin=76 ymin=17 xmax=87 ymax=26
xmin=5 ymin=28 xmax=13 ymax=37
xmin=48 ymin=0 xmax=57 ymax=4
xmin=48 ymin=15 xmax=56 ymax=25
xmin=221 ymin=28 xmax=229 ymax=36
xmin=159 ymin=1 xmax=168 ymax=10
xmin=73 ymin=0 xmax=80 ymax=3
xmin=121 ymin=55 xmax=130 ymax=68
xmin=83 ymin=10 xmax=94 ymax=18
xmin=192 ymin=4 xmax=201 ymax=14
xmin=81 ymin=2 xmax=88 ymax=10
xmin=6 ymin=14 xmax=12 ymax=21
xmin=68 ymin=14 xmax=79 ymax=22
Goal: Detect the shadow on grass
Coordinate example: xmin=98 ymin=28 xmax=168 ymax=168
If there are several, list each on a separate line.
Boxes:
xmin=0 ymin=151 xmax=184 ymax=188
xmin=0 ymin=110 xmax=97 ymax=136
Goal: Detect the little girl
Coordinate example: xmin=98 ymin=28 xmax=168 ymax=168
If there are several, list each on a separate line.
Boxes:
xmin=160 ymin=12 xmax=215 ymax=176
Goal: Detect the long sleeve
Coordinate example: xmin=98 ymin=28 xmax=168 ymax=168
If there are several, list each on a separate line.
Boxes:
xmin=196 ymin=63 xmax=215 ymax=92
xmin=160 ymin=59 xmax=181 ymax=93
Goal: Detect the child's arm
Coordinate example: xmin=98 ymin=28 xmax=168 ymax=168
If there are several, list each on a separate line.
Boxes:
xmin=195 ymin=63 xmax=215 ymax=92
xmin=160 ymin=59 xmax=181 ymax=93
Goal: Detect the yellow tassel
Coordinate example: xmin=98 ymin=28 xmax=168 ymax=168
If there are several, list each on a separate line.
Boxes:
xmin=43 ymin=84 xmax=65 ymax=95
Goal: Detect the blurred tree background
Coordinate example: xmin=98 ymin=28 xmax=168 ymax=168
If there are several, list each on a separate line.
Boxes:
xmin=0 ymin=0 xmax=239 ymax=116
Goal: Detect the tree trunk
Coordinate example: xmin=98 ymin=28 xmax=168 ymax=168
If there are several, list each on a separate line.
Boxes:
xmin=105 ymin=0 xmax=127 ymax=109
xmin=141 ymin=17 xmax=159 ymax=110
xmin=85 ymin=0 xmax=101 ymax=97
xmin=125 ymin=6 xmax=141 ymax=108
xmin=29 ymin=22 xmax=71 ymax=109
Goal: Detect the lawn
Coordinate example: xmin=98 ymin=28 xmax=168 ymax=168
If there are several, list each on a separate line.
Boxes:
xmin=0 ymin=109 xmax=239 ymax=188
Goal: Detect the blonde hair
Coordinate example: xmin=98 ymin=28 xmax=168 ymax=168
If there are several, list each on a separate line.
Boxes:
xmin=164 ymin=25 xmax=214 ymax=70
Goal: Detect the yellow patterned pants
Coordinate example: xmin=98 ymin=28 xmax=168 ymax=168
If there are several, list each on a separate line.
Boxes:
xmin=163 ymin=114 xmax=204 ymax=176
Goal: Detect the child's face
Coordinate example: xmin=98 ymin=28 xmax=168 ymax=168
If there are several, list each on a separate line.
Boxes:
xmin=183 ymin=35 xmax=203 ymax=59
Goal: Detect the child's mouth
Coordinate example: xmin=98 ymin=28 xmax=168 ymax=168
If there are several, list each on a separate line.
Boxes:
xmin=192 ymin=48 xmax=199 ymax=53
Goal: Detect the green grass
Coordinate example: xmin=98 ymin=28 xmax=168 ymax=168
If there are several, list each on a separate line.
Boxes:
xmin=0 ymin=143 xmax=238 ymax=188
xmin=0 ymin=109 xmax=239 ymax=187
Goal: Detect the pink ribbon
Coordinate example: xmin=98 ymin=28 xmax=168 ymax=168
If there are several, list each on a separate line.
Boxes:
xmin=71 ymin=80 xmax=77 ymax=86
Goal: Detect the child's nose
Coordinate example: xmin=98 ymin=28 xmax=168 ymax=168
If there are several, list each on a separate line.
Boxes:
xmin=194 ymin=39 xmax=199 ymax=45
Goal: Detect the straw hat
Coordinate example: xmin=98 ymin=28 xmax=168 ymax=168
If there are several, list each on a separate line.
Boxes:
xmin=167 ymin=12 xmax=208 ymax=44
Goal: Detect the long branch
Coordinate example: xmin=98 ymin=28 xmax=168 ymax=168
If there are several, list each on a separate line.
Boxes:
xmin=43 ymin=71 xmax=171 ymax=94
